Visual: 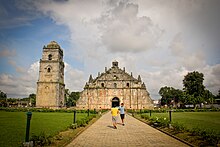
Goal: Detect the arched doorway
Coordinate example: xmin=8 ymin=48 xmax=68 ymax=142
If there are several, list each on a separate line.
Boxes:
xmin=112 ymin=97 xmax=120 ymax=107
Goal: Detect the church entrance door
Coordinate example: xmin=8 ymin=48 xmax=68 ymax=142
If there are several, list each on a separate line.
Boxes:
xmin=112 ymin=97 xmax=120 ymax=107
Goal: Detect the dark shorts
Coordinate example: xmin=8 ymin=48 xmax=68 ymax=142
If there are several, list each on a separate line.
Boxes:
xmin=120 ymin=114 xmax=125 ymax=119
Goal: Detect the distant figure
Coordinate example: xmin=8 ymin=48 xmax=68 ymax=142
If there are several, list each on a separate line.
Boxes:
xmin=119 ymin=103 xmax=125 ymax=126
xmin=111 ymin=105 xmax=119 ymax=129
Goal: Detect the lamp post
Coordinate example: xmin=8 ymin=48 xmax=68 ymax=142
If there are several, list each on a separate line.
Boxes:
xmin=25 ymin=112 xmax=32 ymax=142
xmin=168 ymin=110 xmax=173 ymax=122
xmin=73 ymin=110 xmax=76 ymax=124
xmin=87 ymin=90 xmax=89 ymax=110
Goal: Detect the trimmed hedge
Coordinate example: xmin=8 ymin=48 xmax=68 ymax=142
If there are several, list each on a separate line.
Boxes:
xmin=127 ymin=108 xmax=220 ymax=114
xmin=0 ymin=107 xmax=109 ymax=113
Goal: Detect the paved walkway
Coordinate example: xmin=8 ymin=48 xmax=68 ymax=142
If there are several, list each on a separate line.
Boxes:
xmin=66 ymin=111 xmax=188 ymax=147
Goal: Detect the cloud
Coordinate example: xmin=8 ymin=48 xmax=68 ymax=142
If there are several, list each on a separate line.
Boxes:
xmin=0 ymin=61 xmax=39 ymax=98
xmin=0 ymin=49 xmax=26 ymax=74
xmin=0 ymin=49 xmax=16 ymax=57
xmin=0 ymin=0 xmax=38 ymax=29
xmin=100 ymin=1 xmax=162 ymax=53
xmin=169 ymin=33 xmax=184 ymax=56
xmin=0 ymin=60 xmax=86 ymax=97
xmin=65 ymin=62 xmax=85 ymax=91
xmin=0 ymin=74 xmax=15 ymax=87
xmin=140 ymin=64 xmax=220 ymax=99
xmin=27 ymin=61 xmax=39 ymax=79
xmin=8 ymin=60 xmax=26 ymax=73
xmin=20 ymin=0 xmax=164 ymax=76
xmin=0 ymin=73 xmax=35 ymax=98
xmin=140 ymin=67 xmax=188 ymax=99
xmin=201 ymin=64 xmax=220 ymax=95
xmin=16 ymin=0 xmax=162 ymax=55
xmin=169 ymin=33 xmax=206 ymax=70
xmin=1 ymin=0 xmax=219 ymax=99
xmin=0 ymin=17 xmax=33 ymax=29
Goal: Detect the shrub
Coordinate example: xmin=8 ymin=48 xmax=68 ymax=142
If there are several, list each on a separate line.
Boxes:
xmin=30 ymin=132 xmax=52 ymax=146
xmin=75 ymin=115 xmax=96 ymax=128
xmin=189 ymin=127 xmax=220 ymax=146
xmin=140 ymin=114 xmax=149 ymax=120
xmin=156 ymin=117 xmax=169 ymax=127
xmin=144 ymin=116 xmax=169 ymax=128
xmin=171 ymin=122 xmax=185 ymax=132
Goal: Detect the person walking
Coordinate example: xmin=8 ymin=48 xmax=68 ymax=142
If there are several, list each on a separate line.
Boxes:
xmin=119 ymin=103 xmax=125 ymax=126
xmin=111 ymin=104 xmax=119 ymax=129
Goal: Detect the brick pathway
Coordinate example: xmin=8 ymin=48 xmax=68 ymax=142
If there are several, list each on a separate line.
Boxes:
xmin=66 ymin=111 xmax=188 ymax=147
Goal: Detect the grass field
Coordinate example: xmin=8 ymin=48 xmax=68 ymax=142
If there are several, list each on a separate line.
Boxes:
xmin=145 ymin=111 xmax=220 ymax=133
xmin=0 ymin=111 xmax=89 ymax=147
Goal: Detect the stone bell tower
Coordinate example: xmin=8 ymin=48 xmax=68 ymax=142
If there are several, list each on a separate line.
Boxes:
xmin=36 ymin=41 xmax=65 ymax=108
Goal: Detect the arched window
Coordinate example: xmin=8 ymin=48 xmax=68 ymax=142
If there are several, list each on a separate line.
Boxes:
xmin=114 ymin=83 xmax=117 ymax=88
xmin=127 ymin=83 xmax=129 ymax=87
xmin=113 ymin=75 xmax=117 ymax=80
xmin=47 ymin=67 xmax=51 ymax=72
xmin=48 ymin=54 xmax=52 ymax=60
xmin=101 ymin=83 xmax=104 ymax=88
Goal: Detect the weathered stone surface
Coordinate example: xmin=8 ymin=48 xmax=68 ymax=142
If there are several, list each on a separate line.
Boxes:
xmin=36 ymin=41 xmax=65 ymax=108
xmin=77 ymin=61 xmax=153 ymax=109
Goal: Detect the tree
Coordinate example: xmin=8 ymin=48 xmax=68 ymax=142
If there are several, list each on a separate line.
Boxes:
xmin=182 ymin=92 xmax=196 ymax=105
xmin=183 ymin=71 xmax=205 ymax=97
xmin=0 ymin=90 xmax=7 ymax=100
xmin=159 ymin=86 xmax=183 ymax=107
xmin=7 ymin=98 xmax=17 ymax=106
xmin=0 ymin=90 xmax=7 ymax=107
xmin=159 ymin=86 xmax=174 ymax=106
xmin=202 ymin=89 xmax=214 ymax=104
xmin=29 ymin=94 xmax=36 ymax=107
xmin=69 ymin=92 xmax=80 ymax=106
xmin=214 ymin=89 xmax=220 ymax=104
xmin=65 ymin=89 xmax=80 ymax=107
xmin=172 ymin=89 xmax=183 ymax=104
xmin=215 ymin=89 xmax=220 ymax=99
xmin=183 ymin=71 xmax=205 ymax=107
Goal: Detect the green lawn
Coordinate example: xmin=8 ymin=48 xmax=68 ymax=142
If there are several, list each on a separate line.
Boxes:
xmin=146 ymin=112 xmax=220 ymax=133
xmin=0 ymin=111 xmax=88 ymax=147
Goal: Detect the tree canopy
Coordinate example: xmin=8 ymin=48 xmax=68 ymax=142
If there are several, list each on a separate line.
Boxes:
xmin=65 ymin=89 xmax=80 ymax=107
xmin=0 ymin=90 xmax=7 ymax=100
xmin=159 ymin=71 xmax=217 ymax=108
xmin=183 ymin=71 xmax=205 ymax=97
xmin=29 ymin=93 xmax=36 ymax=106
xmin=159 ymin=86 xmax=183 ymax=106
xmin=0 ymin=90 xmax=7 ymax=107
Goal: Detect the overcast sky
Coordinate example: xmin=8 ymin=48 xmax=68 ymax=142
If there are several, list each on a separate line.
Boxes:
xmin=0 ymin=0 xmax=219 ymax=99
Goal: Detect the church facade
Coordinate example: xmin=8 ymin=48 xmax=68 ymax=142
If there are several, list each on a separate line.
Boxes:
xmin=36 ymin=41 xmax=65 ymax=108
xmin=77 ymin=61 xmax=153 ymax=110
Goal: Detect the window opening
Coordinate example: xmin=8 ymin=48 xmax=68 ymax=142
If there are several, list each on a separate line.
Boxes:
xmin=127 ymin=83 xmax=130 ymax=87
xmin=101 ymin=83 xmax=104 ymax=88
xmin=47 ymin=68 xmax=51 ymax=72
xmin=48 ymin=54 xmax=52 ymax=60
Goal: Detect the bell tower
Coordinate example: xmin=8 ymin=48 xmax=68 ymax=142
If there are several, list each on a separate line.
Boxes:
xmin=36 ymin=41 xmax=65 ymax=108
